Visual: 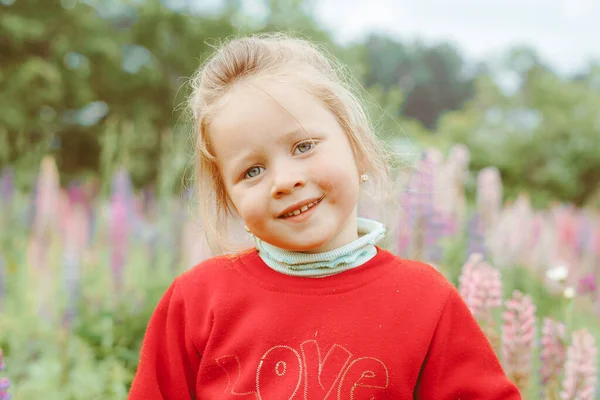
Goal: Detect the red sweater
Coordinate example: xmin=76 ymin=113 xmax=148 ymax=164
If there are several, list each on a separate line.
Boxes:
xmin=129 ymin=248 xmax=521 ymax=399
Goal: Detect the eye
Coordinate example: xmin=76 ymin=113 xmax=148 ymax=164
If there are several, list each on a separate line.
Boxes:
xmin=294 ymin=141 xmax=315 ymax=155
xmin=243 ymin=166 xmax=265 ymax=179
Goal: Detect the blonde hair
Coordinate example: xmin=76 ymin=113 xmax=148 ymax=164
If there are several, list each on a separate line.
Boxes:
xmin=188 ymin=33 xmax=393 ymax=254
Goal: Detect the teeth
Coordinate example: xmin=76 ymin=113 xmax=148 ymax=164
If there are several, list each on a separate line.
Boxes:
xmin=282 ymin=198 xmax=321 ymax=218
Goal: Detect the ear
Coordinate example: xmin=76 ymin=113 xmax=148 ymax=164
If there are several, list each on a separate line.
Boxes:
xmin=355 ymin=151 xmax=369 ymax=178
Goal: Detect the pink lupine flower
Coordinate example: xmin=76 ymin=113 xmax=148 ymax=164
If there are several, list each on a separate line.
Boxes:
xmin=561 ymin=329 xmax=597 ymax=400
xmin=459 ymin=253 xmax=503 ymax=321
xmin=27 ymin=157 xmax=60 ymax=271
xmin=466 ymin=213 xmax=487 ymax=258
xmin=459 ymin=253 xmax=503 ymax=351
xmin=540 ymin=318 xmax=567 ymax=398
xmin=577 ymin=274 xmax=597 ymax=296
xmin=27 ymin=156 xmax=61 ymax=320
xmin=476 ymin=166 xmax=503 ymax=233
xmin=33 ymin=156 xmax=61 ymax=238
xmin=502 ymin=290 xmax=536 ymax=393
xmin=444 ymin=144 xmax=470 ymax=227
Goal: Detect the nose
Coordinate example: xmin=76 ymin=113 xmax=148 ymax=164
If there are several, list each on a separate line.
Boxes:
xmin=271 ymin=165 xmax=306 ymax=198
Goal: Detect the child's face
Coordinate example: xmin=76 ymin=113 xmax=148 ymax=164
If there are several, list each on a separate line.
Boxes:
xmin=209 ymin=80 xmax=361 ymax=253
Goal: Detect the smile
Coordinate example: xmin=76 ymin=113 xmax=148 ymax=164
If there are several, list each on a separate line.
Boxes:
xmin=279 ymin=196 xmax=324 ymax=219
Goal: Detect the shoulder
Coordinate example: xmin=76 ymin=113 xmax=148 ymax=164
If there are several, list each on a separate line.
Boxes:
xmin=379 ymin=249 xmax=455 ymax=302
xmin=381 ymin=249 xmax=452 ymax=288
xmin=171 ymin=249 xmax=256 ymax=294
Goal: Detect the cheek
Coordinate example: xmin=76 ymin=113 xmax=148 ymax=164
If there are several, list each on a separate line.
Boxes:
xmin=311 ymin=154 xmax=359 ymax=197
xmin=230 ymin=188 xmax=268 ymax=225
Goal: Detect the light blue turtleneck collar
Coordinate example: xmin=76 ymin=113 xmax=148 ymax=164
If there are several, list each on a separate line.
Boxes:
xmin=251 ymin=218 xmax=386 ymax=278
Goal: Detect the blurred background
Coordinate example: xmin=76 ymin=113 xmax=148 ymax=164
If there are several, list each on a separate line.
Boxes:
xmin=0 ymin=0 xmax=599 ymax=399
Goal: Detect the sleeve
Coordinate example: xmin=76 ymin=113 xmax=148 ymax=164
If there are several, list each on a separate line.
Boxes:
xmin=414 ymin=288 xmax=522 ymax=399
xmin=128 ymin=278 xmax=200 ymax=400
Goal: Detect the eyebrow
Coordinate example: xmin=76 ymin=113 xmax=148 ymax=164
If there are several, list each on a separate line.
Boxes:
xmin=224 ymin=127 xmax=316 ymax=178
xmin=277 ymin=127 xmax=311 ymax=144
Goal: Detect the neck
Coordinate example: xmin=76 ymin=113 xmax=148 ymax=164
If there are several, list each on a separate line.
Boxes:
xmin=251 ymin=218 xmax=386 ymax=278
xmin=303 ymin=209 xmax=359 ymax=254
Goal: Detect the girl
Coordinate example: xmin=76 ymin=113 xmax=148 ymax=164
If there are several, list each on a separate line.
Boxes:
xmin=129 ymin=34 xmax=521 ymax=399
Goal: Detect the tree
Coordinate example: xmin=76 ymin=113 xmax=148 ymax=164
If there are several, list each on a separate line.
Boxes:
xmin=437 ymin=53 xmax=600 ymax=207
xmin=360 ymin=34 xmax=475 ymax=129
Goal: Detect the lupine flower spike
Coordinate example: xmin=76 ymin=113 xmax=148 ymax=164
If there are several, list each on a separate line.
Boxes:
xmin=0 ymin=349 xmax=11 ymax=400
xmin=539 ymin=318 xmax=567 ymax=399
xmin=502 ymin=290 xmax=536 ymax=393
xmin=560 ymin=329 xmax=597 ymax=400
xmin=459 ymin=253 xmax=503 ymax=351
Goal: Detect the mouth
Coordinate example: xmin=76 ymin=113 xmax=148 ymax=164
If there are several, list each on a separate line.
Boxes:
xmin=278 ymin=195 xmax=325 ymax=219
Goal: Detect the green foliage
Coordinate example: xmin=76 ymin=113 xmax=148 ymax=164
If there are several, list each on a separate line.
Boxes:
xmin=2 ymin=0 xmax=598 ymax=207
xmin=361 ymin=34 xmax=476 ymax=129
xmin=438 ymin=63 xmax=600 ymax=207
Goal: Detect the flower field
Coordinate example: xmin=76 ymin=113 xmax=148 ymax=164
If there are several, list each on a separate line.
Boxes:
xmin=0 ymin=147 xmax=598 ymax=399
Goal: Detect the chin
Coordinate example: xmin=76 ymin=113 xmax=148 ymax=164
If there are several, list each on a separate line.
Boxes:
xmin=289 ymin=238 xmax=334 ymax=253
xmin=272 ymin=237 xmax=331 ymax=253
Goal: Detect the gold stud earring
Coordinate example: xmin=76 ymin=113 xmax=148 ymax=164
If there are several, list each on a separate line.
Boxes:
xmin=360 ymin=174 xmax=368 ymax=183
xmin=245 ymin=226 xmax=250 ymax=233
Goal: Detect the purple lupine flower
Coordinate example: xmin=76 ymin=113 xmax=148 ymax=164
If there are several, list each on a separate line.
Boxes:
xmin=407 ymin=150 xmax=437 ymax=262
xmin=25 ymin=174 xmax=38 ymax=229
xmin=0 ymin=254 xmax=5 ymax=311
xmin=171 ymin=195 xmax=186 ymax=272
xmin=444 ymin=144 xmax=470 ymax=232
xmin=139 ymin=185 xmax=160 ymax=270
xmin=574 ymin=214 xmax=589 ymax=258
xmin=397 ymin=171 xmax=416 ymax=257
xmin=420 ymin=151 xmax=438 ymax=261
xmin=466 ymin=213 xmax=487 ymax=258
xmin=110 ymin=195 xmax=127 ymax=293
xmin=62 ymin=196 xmax=89 ymax=328
xmin=592 ymin=222 xmax=600 ymax=260
xmin=424 ymin=207 xmax=446 ymax=263
xmin=0 ymin=349 xmax=11 ymax=400
xmin=0 ymin=168 xmax=14 ymax=208
xmin=109 ymin=169 xmax=133 ymax=294
xmin=81 ymin=178 xmax=100 ymax=246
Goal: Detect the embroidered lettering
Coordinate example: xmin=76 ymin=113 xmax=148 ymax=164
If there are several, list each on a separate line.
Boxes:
xmin=337 ymin=357 xmax=389 ymax=399
xmin=300 ymin=340 xmax=353 ymax=399
xmin=215 ymin=341 xmax=389 ymax=398
xmin=215 ymin=355 xmax=257 ymax=397
xmin=256 ymin=346 xmax=302 ymax=400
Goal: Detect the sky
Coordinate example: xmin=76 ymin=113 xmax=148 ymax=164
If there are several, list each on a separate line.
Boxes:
xmin=185 ymin=0 xmax=599 ymax=75
xmin=313 ymin=0 xmax=599 ymax=75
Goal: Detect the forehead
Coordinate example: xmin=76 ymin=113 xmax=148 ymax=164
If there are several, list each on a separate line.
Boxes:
xmin=207 ymin=80 xmax=338 ymax=159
